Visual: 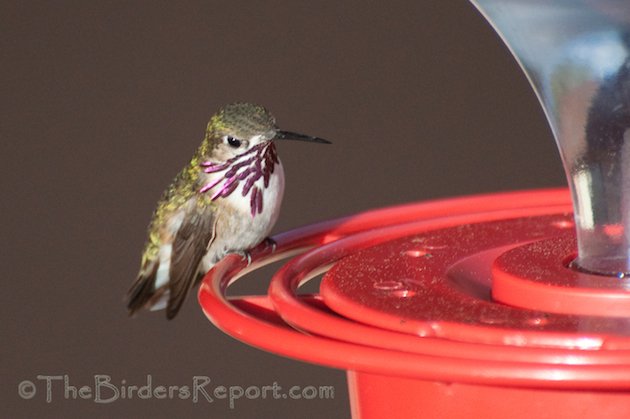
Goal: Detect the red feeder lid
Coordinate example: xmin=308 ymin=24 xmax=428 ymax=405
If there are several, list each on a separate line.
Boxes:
xmin=199 ymin=189 xmax=630 ymax=389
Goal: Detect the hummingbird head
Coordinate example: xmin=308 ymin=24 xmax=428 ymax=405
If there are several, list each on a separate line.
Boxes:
xmin=203 ymin=102 xmax=330 ymax=161
xmin=198 ymin=103 xmax=330 ymax=216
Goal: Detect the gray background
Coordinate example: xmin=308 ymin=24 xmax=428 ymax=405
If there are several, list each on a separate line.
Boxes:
xmin=1 ymin=1 xmax=564 ymax=418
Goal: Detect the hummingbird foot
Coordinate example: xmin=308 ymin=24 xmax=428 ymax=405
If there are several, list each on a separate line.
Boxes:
xmin=234 ymin=238 xmax=276 ymax=266
xmin=262 ymin=237 xmax=277 ymax=253
xmin=236 ymin=250 xmax=253 ymax=266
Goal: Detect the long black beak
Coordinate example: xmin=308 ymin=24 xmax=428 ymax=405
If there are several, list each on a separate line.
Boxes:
xmin=275 ymin=130 xmax=331 ymax=144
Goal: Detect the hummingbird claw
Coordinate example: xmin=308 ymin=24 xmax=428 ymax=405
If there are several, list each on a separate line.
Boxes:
xmin=263 ymin=237 xmax=277 ymax=253
xmin=238 ymin=250 xmax=252 ymax=266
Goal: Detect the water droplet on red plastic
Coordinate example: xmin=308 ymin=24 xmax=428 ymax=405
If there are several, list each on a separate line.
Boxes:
xmin=551 ymin=220 xmax=574 ymax=229
xmin=479 ymin=312 xmax=505 ymax=325
xmin=404 ymin=249 xmax=429 ymax=257
xmin=391 ymin=289 xmax=416 ymax=298
xmin=525 ymin=316 xmax=549 ymax=326
xmin=423 ymin=244 xmax=448 ymax=250
xmin=373 ymin=280 xmax=403 ymax=290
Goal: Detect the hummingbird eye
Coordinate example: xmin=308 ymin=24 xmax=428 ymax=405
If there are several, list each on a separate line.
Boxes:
xmin=226 ymin=136 xmax=242 ymax=148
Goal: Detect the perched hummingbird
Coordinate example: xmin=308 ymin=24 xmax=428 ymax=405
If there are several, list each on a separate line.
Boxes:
xmin=127 ymin=103 xmax=330 ymax=319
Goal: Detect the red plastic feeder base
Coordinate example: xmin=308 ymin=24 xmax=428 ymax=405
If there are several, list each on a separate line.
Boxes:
xmin=198 ymin=189 xmax=630 ymax=418
xmin=348 ymin=372 xmax=630 ymax=419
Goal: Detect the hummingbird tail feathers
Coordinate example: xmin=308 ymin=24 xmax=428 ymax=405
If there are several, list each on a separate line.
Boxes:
xmin=126 ymin=259 xmax=164 ymax=316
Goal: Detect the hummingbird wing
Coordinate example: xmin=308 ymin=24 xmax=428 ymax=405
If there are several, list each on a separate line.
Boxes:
xmin=127 ymin=197 xmax=216 ymax=319
xmin=165 ymin=204 xmax=216 ymax=319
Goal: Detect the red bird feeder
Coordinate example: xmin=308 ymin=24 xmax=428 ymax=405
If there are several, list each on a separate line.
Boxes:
xmin=199 ymin=1 xmax=630 ymax=417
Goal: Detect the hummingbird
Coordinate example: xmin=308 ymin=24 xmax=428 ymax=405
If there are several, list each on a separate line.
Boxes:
xmin=127 ymin=103 xmax=330 ymax=319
